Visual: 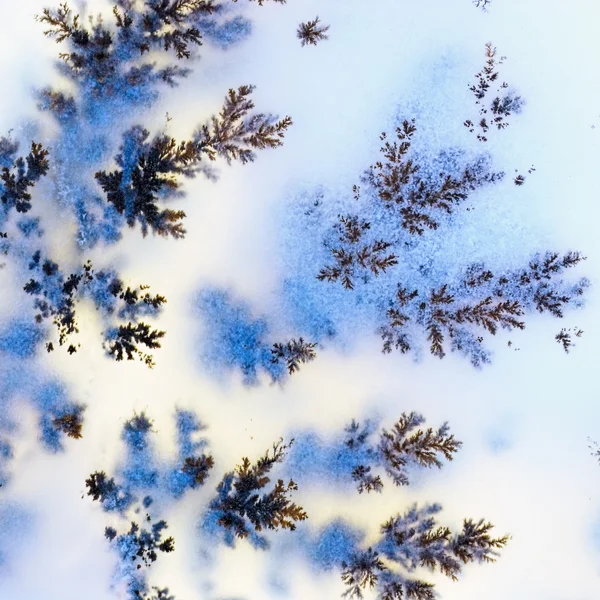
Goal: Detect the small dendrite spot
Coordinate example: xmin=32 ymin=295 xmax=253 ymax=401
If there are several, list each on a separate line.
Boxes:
xmin=53 ymin=407 xmax=85 ymax=439
xmin=474 ymin=0 xmax=492 ymax=9
xmin=555 ymin=327 xmax=582 ymax=354
xmin=106 ymin=519 xmax=175 ymax=568
xmin=271 ymin=338 xmax=317 ymax=375
xmin=589 ymin=439 xmax=600 ymax=463
xmin=297 ymin=16 xmax=330 ymax=47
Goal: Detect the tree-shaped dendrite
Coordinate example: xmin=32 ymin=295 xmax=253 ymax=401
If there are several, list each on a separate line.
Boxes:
xmin=197 ymin=289 xmax=317 ymax=383
xmin=171 ymin=410 xmax=214 ymax=494
xmin=23 ymin=255 xmax=166 ymax=366
xmin=85 ymin=411 xmax=201 ymax=598
xmin=271 ymin=337 xmax=317 ymax=374
xmin=38 ymin=1 xmax=282 ymax=88
xmin=289 ymin=413 xmax=507 ymax=599
xmin=0 ymin=140 xmax=49 ymax=215
xmin=37 ymin=2 xmax=292 ymax=245
xmin=360 ymin=120 xmax=503 ymax=236
xmin=344 ymin=413 xmax=461 ymax=493
xmin=318 ymin=215 xmax=398 ymax=290
xmin=209 ymin=438 xmax=307 ymax=545
xmin=297 ymin=16 xmax=330 ymax=47
xmin=4 ymin=0 xmax=293 ymax=369
xmin=378 ymin=252 xmax=586 ymax=366
xmin=285 ymin=411 xmax=460 ymax=495
xmin=313 ymin=117 xmax=587 ymax=367
xmin=332 ymin=420 xmax=506 ymax=599
xmin=95 ymin=87 xmax=292 ymax=238
xmin=84 ymin=409 xmax=307 ymax=597
xmin=85 ymin=470 xmax=134 ymax=513
xmin=105 ymin=518 xmax=175 ymax=568
xmin=341 ymin=505 xmax=508 ymax=600
xmin=464 ymin=43 xmax=523 ymax=141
